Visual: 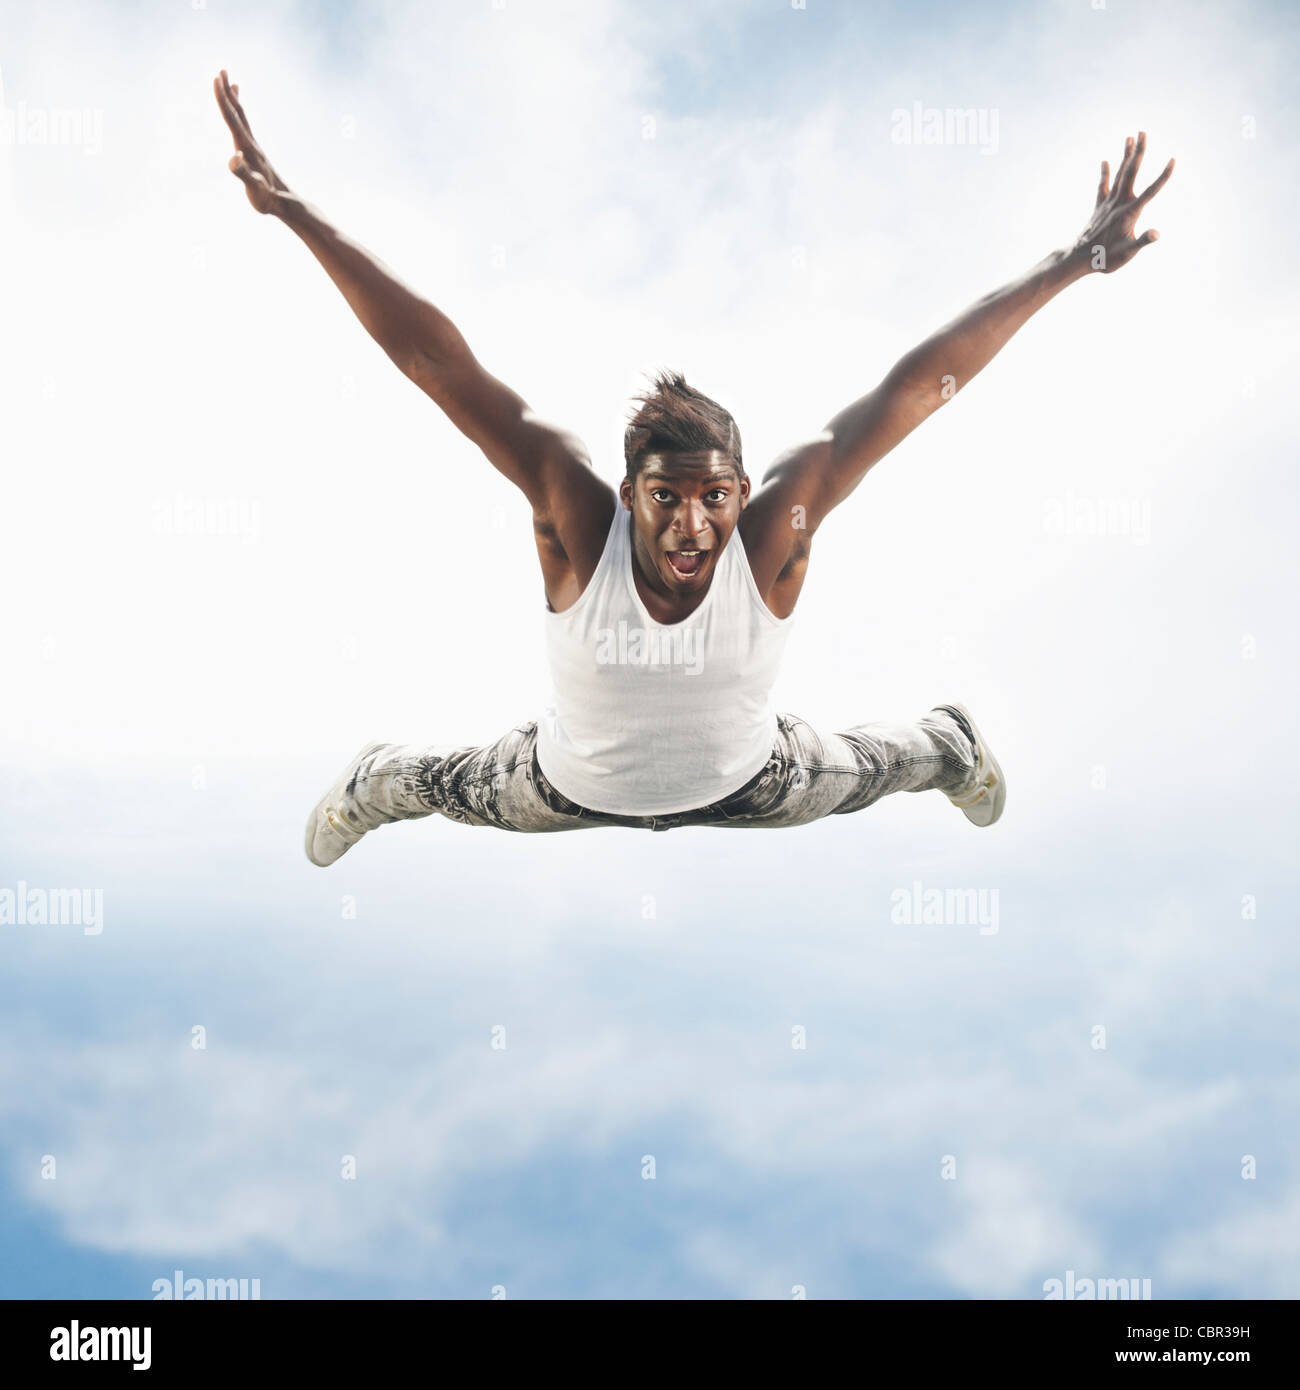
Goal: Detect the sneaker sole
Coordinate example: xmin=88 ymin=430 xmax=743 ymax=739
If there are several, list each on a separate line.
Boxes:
xmin=941 ymin=703 xmax=1006 ymax=828
xmin=304 ymin=740 xmax=389 ymax=867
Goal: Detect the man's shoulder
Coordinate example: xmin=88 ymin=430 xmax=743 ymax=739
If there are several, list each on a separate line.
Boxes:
xmin=534 ymin=471 xmax=619 ymax=611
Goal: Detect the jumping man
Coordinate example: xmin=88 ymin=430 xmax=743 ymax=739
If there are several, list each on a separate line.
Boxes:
xmin=212 ymin=72 xmax=1174 ymax=866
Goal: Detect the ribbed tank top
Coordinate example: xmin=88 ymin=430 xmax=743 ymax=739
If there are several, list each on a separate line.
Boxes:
xmin=535 ymin=505 xmax=793 ymax=815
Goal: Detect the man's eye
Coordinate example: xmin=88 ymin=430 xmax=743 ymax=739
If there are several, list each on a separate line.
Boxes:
xmin=651 ymin=490 xmax=674 ymax=503
xmin=707 ymin=490 xmax=728 ymax=502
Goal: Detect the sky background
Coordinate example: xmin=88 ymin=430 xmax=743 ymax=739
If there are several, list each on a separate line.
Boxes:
xmin=1 ymin=0 xmax=1297 ymax=1298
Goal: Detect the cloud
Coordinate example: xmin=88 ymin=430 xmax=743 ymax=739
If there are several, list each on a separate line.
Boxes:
xmin=1160 ymin=1183 xmax=1300 ymax=1298
xmin=1 ymin=850 xmax=1288 ymax=1297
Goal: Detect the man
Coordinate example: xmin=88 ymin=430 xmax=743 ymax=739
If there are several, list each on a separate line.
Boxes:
xmin=212 ymin=72 xmax=1173 ymax=867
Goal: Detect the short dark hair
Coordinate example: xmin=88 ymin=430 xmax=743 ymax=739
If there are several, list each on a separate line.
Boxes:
xmin=623 ymin=369 xmax=744 ymax=480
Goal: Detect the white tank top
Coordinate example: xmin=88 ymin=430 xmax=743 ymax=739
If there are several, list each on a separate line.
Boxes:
xmin=535 ymin=505 xmax=793 ymax=815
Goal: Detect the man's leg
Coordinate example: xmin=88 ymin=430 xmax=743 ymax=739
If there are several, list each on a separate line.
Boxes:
xmin=687 ymin=706 xmax=987 ymax=830
xmin=304 ymin=720 xmax=599 ymax=865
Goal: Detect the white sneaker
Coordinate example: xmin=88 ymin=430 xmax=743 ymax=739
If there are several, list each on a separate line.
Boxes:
xmin=304 ymin=741 xmax=391 ymax=867
xmin=935 ymin=703 xmax=1006 ymax=828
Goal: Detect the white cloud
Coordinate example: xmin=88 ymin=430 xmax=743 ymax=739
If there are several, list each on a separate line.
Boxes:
xmin=0 ymin=901 xmax=1284 ymax=1295
xmin=928 ymin=1159 xmax=1103 ymax=1299
xmin=1160 ymin=1183 xmax=1300 ymax=1298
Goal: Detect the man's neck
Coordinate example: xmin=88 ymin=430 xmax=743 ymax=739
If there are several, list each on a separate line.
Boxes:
xmin=631 ymin=557 xmax=712 ymax=624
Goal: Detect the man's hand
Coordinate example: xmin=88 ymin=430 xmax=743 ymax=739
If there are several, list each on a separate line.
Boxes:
xmin=208 ymin=66 xmax=608 ymax=583
xmin=743 ymin=129 xmax=1177 ymax=590
xmin=213 ymin=69 xmax=291 ymax=215
xmin=1072 ymin=130 xmax=1174 ymax=275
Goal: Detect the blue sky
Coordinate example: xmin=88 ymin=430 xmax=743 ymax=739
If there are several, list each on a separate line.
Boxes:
xmin=1 ymin=0 xmax=1297 ymax=1298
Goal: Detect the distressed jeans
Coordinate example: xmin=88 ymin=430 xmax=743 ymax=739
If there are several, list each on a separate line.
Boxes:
xmin=339 ymin=707 xmax=980 ymax=833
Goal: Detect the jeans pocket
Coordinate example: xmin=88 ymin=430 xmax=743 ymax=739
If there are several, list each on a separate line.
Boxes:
xmin=529 ymin=751 xmax=590 ymax=817
xmin=714 ymin=757 xmax=788 ymax=820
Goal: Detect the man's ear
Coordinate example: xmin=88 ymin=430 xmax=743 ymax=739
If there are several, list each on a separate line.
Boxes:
xmin=739 ymin=474 xmax=751 ymax=508
xmin=619 ymin=476 xmax=634 ymax=510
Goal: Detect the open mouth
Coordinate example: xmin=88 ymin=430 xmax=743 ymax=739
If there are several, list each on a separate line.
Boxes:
xmin=665 ymin=548 xmax=708 ymax=579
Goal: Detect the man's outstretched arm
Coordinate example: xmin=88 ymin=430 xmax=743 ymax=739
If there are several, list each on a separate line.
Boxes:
xmin=754 ymin=131 xmax=1175 ymax=535
xmin=211 ymin=70 xmax=595 ymax=513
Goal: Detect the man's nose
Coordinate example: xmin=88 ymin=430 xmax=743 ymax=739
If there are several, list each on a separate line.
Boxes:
xmin=674 ymin=500 xmax=706 ymax=537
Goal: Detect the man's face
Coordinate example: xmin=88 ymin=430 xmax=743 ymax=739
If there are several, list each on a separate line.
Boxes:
xmin=620 ymin=450 xmax=750 ymax=597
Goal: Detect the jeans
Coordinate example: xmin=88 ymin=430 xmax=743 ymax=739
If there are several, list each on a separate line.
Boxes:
xmin=344 ymin=707 xmax=980 ymax=833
